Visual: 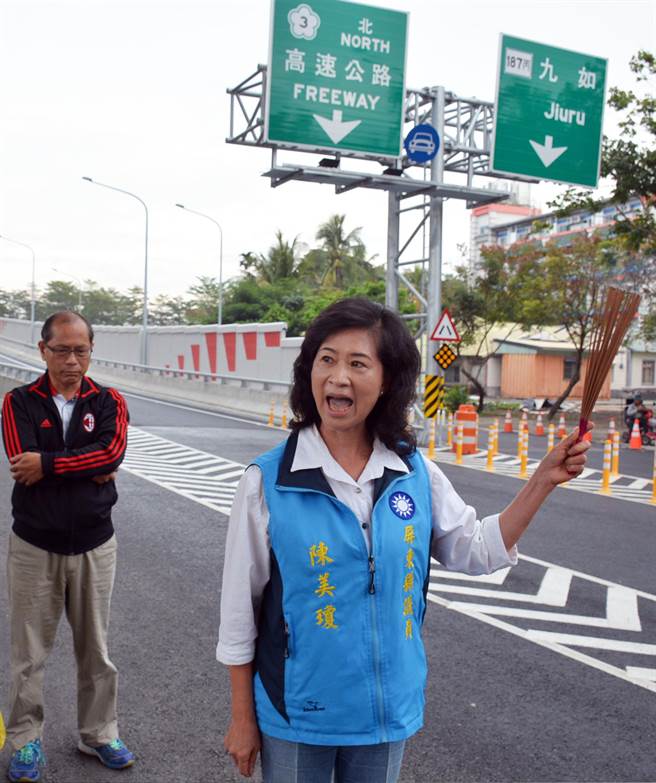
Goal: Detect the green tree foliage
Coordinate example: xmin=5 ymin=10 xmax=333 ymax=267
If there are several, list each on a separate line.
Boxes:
xmin=483 ymin=232 xmax=624 ymax=417
xmin=40 ymin=280 xmax=82 ymax=315
xmin=442 ymin=254 xmax=520 ymax=410
xmin=0 ymin=214 xmax=391 ymax=335
xmin=186 ymin=276 xmax=222 ymax=324
xmin=549 ymin=50 xmax=656 ymax=334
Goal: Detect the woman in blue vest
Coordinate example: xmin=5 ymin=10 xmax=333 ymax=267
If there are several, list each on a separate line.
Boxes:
xmin=217 ymin=297 xmax=590 ymax=783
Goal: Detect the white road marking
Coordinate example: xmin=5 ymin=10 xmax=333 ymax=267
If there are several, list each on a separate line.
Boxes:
xmin=625 ymin=666 xmax=656 ymax=682
xmin=430 ymin=565 xmax=572 ymax=606
xmin=120 ymin=425 xmax=656 ymax=696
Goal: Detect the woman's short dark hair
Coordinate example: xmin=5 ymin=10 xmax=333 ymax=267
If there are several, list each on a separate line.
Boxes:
xmin=41 ymin=311 xmax=94 ymax=344
xmin=290 ymin=297 xmax=421 ymax=455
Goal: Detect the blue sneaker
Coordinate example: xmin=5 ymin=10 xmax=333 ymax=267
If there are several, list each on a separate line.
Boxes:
xmin=7 ymin=739 xmax=46 ymax=783
xmin=78 ymin=738 xmax=135 ymax=769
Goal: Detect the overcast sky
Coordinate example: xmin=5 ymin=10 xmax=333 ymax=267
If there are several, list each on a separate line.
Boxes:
xmin=1 ymin=0 xmax=654 ymax=300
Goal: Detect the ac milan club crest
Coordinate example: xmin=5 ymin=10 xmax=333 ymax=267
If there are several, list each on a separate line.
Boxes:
xmin=83 ymin=413 xmax=95 ymax=433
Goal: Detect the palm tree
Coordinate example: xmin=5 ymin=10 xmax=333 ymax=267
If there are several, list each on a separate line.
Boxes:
xmin=240 ymin=231 xmax=301 ymax=284
xmin=316 ymin=215 xmax=371 ymax=288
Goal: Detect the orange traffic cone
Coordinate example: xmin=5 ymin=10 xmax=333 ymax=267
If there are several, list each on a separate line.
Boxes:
xmin=535 ymin=413 xmax=545 ymax=436
xmin=504 ymin=410 xmax=513 ymax=433
xmin=629 ymin=419 xmax=642 ymax=450
xmin=557 ymin=414 xmax=567 ymax=439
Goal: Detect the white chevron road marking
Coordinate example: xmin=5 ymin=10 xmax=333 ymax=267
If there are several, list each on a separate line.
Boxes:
xmin=430 ymin=565 xmax=572 ymax=605
xmin=446 ymin=584 xmax=641 ymax=631
xmin=122 ymin=427 xmax=656 ymax=694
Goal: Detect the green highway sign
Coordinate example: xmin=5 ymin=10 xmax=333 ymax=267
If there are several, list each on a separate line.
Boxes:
xmin=492 ymin=34 xmax=607 ymax=187
xmin=266 ymin=0 xmax=408 ymax=158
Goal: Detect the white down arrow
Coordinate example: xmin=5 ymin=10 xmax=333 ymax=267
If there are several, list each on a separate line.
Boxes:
xmin=313 ymin=110 xmax=361 ymax=145
xmin=529 ymin=134 xmax=568 ymax=167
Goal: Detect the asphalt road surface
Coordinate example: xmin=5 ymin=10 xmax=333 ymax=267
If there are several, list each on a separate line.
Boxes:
xmin=0 ymin=387 xmax=655 ymax=783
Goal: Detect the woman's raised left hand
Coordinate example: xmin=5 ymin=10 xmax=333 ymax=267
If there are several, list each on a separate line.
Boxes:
xmin=533 ymin=426 xmax=592 ymax=488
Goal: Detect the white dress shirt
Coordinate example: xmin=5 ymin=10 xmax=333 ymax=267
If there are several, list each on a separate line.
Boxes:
xmin=52 ymin=393 xmax=77 ymax=438
xmin=217 ymin=425 xmax=518 ymax=665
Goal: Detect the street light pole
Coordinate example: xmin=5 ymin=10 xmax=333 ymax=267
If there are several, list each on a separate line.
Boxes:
xmin=52 ymin=267 xmax=83 ymax=309
xmin=175 ymin=203 xmax=224 ymax=326
xmin=0 ymin=234 xmax=37 ymax=343
xmin=83 ymin=176 xmax=150 ymax=364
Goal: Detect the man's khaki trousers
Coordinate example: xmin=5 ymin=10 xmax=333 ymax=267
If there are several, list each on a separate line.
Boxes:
xmin=5 ymin=532 xmax=119 ymax=750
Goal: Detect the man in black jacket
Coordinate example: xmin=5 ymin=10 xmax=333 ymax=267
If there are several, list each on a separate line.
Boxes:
xmin=1 ymin=311 xmax=135 ymax=782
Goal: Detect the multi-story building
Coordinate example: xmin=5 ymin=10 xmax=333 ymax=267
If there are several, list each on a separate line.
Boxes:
xmin=472 ymin=196 xmax=644 ymax=267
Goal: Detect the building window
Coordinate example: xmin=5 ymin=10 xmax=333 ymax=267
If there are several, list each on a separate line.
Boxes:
xmin=563 ymin=358 xmax=577 ymax=380
xmin=642 ymin=360 xmax=655 ymax=385
xmin=445 ymin=365 xmax=460 ymax=383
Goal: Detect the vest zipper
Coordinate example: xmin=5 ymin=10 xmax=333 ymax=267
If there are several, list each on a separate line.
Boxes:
xmin=368 ymin=556 xmax=376 ymax=594
xmin=284 ymin=620 xmax=290 ymax=658
xmin=369 ymin=584 xmax=387 ymax=742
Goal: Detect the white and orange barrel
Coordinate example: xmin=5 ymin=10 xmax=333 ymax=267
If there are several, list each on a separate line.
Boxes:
xmin=452 ymin=404 xmax=478 ymax=455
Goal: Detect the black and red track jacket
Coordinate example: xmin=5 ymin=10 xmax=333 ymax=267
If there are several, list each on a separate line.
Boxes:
xmin=1 ymin=372 xmax=129 ymax=555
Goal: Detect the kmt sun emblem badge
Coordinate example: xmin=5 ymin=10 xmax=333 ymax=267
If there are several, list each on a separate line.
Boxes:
xmin=82 ymin=413 xmax=95 ymax=433
xmin=389 ymin=492 xmax=415 ymax=520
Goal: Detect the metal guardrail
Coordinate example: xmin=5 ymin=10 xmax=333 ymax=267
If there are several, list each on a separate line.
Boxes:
xmin=0 ymin=360 xmax=40 ymax=383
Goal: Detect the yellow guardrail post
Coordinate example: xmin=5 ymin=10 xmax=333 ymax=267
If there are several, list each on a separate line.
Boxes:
xmin=427 ymin=416 xmax=436 ymax=461
xmin=611 ymin=431 xmax=620 ymax=477
xmin=447 ymin=411 xmax=453 ymax=448
xmin=281 ymin=400 xmax=288 ymax=429
xmin=547 ymin=422 xmax=555 ymax=454
xmin=519 ymin=426 xmax=529 ymax=478
xmin=600 ymin=440 xmax=612 ymax=495
xmin=486 ymin=426 xmax=495 ymax=472
xmin=267 ymin=399 xmax=275 ymax=427
xmin=651 ymin=448 xmax=656 ymax=505
xmin=455 ymin=424 xmax=463 ymax=465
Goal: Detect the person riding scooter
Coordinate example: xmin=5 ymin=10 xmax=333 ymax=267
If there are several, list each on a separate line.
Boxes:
xmin=625 ymin=392 xmax=648 ymax=435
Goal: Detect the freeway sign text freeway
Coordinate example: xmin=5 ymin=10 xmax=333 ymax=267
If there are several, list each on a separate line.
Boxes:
xmin=266 ymin=0 xmax=408 ymax=157
xmin=492 ymin=34 xmax=607 ymax=187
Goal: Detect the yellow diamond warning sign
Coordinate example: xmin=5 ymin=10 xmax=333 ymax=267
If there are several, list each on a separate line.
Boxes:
xmin=433 ymin=344 xmax=457 ymax=370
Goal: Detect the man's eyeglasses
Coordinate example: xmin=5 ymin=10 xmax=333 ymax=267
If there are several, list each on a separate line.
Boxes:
xmin=45 ymin=345 xmax=92 ymax=359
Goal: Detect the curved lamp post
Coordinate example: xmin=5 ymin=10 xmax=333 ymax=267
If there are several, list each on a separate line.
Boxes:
xmin=83 ymin=176 xmax=150 ymax=364
xmin=175 ymin=203 xmax=224 ymax=326
xmin=0 ymin=234 xmax=37 ymax=343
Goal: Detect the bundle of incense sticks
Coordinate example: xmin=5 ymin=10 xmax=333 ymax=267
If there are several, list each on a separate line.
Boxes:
xmin=578 ymin=286 xmax=641 ymax=441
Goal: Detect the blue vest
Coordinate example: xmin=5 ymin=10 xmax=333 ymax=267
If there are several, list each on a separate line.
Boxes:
xmin=252 ymin=432 xmax=433 ymax=746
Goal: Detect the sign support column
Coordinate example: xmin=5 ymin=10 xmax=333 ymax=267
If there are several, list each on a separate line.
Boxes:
xmin=386 ymin=191 xmax=400 ymax=309
xmin=425 ymin=86 xmax=445 ymax=378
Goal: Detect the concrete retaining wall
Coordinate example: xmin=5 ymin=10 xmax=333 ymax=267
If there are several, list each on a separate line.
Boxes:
xmin=0 ymin=317 xmax=302 ymax=384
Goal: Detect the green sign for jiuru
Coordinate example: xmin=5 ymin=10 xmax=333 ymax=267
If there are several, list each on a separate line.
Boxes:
xmin=266 ymin=0 xmax=408 ymax=158
xmin=492 ymin=34 xmax=607 ymax=187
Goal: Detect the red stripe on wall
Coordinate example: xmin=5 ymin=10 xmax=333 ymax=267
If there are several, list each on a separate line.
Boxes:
xmin=191 ymin=344 xmax=200 ymax=374
xmin=223 ymin=333 xmax=236 ymax=372
xmin=177 ymin=355 xmax=185 ymax=371
xmin=205 ymin=333 xmax=218 ymax=375
xmin=264 ymin=331 xmax=281 ymax=348
xmin=242 ymin=332 xmax=257 ymax=360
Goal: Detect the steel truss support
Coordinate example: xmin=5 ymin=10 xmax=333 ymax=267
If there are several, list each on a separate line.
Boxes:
xmin=226 ymin=68 xmax=539 ymax=405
